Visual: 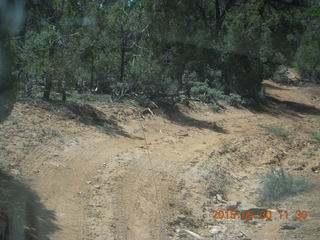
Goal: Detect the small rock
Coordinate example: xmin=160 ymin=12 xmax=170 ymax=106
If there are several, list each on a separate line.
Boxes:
xmin=216 ymin=194 xmax=224 ymax=202
xmin=9 ymin=163 xmax=17 ymax=168
xmin=237 ymin=231 xmax=251 ymax=240
xmin=53 ymin=153 xmax=59 ymax=157
xmin=86 ymin=181 xmax=92 ymax=185
xmin=180 ymin=229 xmax=204 ymax=239
xmin=226 ymin=201 xmax=241 ymax=210
xmin=280 ymin=222 xmax=302 ymax=230
xmin=11 ymin=169 xmax=21 ymax=177
xmin=293 ymin=165 xmax=304 ymax=171
xmin=94 ymin=185 xmax=101 ymax=189
xmin=237 ymin=176 xmax=248 ymax=181
xmin=247 ymin=220 xmax=258 ymax=225
xmin=178 ymin=132 xmax=189 ymax=137
xmin=311 ymin=164 xmax=320 ymax=172
xmin=210 ymin=225 xmax=227 ymax=235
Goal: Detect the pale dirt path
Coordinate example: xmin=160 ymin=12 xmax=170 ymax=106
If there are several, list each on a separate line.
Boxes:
xmin=15 ymin=80 xmax=320 ymax=240
xmin=21 ymin=135 xmax=144 ymax=239
xmin=21 ymin=111 xmax=275 ymax=239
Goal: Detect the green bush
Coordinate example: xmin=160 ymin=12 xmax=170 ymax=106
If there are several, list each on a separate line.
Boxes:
xmin=296 ymin=6 xmax=320 ymax=83
xmin=190 ymin=80 xmax=225 ymax=103
xmin=259 ymin=169 xmax=312 ymax=202
xmin=226 ymin=93 xmax=246 ymax=107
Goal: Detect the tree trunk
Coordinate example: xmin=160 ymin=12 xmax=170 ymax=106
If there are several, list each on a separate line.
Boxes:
xmin=43 ymin=42 xmax=56 ymax=100
xmin=62 ymin=88 xmax=66 ymax=102
xmin=61 ymin=80 xmax=66 ymax=102
xmin=215 ymin=0 xmax=222 ymax=36
xmin=43 ymin=77 xmax=52 ymax=100
xmin=119 ymin=32 xmax=127 ymax=83
xmin=90 ymin=55 xmax=94 ymax=92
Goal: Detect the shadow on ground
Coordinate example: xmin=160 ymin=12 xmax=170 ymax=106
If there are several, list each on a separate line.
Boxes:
xmin=248 ymin=96 xmax=320 ymax=118
xmin=26 ymin=98 xmax=142 ymax=139
xmin=65 ymin=102 xmax=140 ymax=138
xmin=160 ymin=104 xmax=228 ymax=133
xmin=0 ymin=169 xmax=59 ymax=240
xmin=263 ymin=83 xmax=288 ymax=91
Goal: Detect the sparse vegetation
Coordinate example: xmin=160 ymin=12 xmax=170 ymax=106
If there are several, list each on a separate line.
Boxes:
xmin=211 ymin=103 xmax=222 ymax=112
xmin=309 ymin=131 xmax=320 ymax=147
xmin=203 ymin=163 xmax=229 ymax=197
xmin=259 ymin=169 xmax=312 ymax=202
xmin=99 ymin=122 xmax=116 ymax=136
xmin=288 ymin=160 xmax=305 ymax=166
xmin=48 ymin=128 xmax=65 ymax=144
xmin=219 ymin=143 xmax=237 ymax=155
xmin=302 ymin=149 xmax=316 ymax=158
xmin=227 ymin=93 xmax=247 ymax=107
xmin=11 ymin=118 xmax=19 ymax=125
xmin=259 ymin=124 xmax=290 ymax=140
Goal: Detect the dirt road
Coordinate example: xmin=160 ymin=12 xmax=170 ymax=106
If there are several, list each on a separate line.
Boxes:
xmin=1 ymin=80 xmax=319 ymax=239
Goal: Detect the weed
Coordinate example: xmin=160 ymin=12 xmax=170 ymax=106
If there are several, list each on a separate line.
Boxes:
xmin=259 ymin=168 xmax=312 ymax=202
xmin=11 ymin=118 xmax=19 ymax=125
xmin=203 ymin=163 xmax=229 ymax=197
xmin=51 ymin=129 xmax=62 ymax=138
xmin=301 ymin=150 xmax=315 ymax=158
xmin=50 ymin=129 xmax=65 ymax=144
xmin=211 ymin=102 xmax=221 ymax=112
xmin=312 ymin=117 xmax=320 ymax=124
xmin=259 ymin=124 xmax=290 ymax=140
xmin=121 ymin=98 xmax=137 ymax=105
xmin=288 ymin=160 xmax=305 ymax=166
xmin=219 ymin=143 xmax=237 ymax=155
xmin=99 ymin=122 xmax=116 ymax=136
xmin=227 ymin=93 xmax=246 ymax=107
xmin=309 ymin=131 xmax=320 ymax=146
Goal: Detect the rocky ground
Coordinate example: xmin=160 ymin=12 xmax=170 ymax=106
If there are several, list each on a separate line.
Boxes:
xmin=0 ymin=80 xmax=319 ymax=240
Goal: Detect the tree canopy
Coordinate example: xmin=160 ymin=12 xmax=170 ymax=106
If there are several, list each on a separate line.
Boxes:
xmin=2 ymin=0 xmax=319 ymax=108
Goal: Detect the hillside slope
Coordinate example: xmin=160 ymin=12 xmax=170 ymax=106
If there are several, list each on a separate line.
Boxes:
xmin=0 ymin=80 xmax=319 ymax=240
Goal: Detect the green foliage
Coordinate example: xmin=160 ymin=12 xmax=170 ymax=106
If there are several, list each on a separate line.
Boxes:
xmin=226 ymin=93 xmax=247 ymax=107
xmin=190 ymin=80 xmax=224 ymax=103
xmin=259 ymin=168 xmax=312 ymax=202
xmin=10 ymin=0 xmax=319 ymax=105
xmin=296 ymin=25 xmax=320 ymax=83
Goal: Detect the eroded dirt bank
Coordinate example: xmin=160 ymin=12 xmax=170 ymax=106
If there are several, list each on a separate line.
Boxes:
xmin=0 ymin=80 xmax=319 ymax=240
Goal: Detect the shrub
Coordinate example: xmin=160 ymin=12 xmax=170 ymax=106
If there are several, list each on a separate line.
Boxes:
xmin=296 ymin=16 xmax=320 ymax=84
xmin=259 ymin=124 xmax=290 ymax=140
xmin=190 ymin=80 xmax=225 ymax=103
xmin=226 ymin=93 xmax=246 ymax=107
xmin=203 ymin=163 xmax=229 ymax=197
xmin=259 ymin=169 xmax=312 ymax=202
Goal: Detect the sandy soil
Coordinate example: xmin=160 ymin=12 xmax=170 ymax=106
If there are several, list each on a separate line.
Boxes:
xmin=0 ymin=80 xmax=319 ymax=240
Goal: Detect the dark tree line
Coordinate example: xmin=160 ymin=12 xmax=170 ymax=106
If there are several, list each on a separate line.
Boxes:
xmin=2 ymin=0 xmax=320 ymax=107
